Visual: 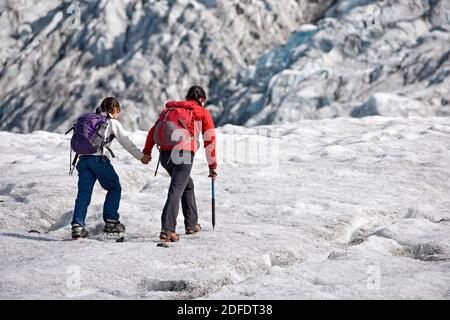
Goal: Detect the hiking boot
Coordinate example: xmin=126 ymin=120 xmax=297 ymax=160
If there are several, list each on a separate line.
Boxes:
xmin=159 ymin=229 xmax=180 ymax=242
xmin=185 ymin=223 xmax=202 ymax=235
xmin=72 ymin=224 xmax=89 ymax=239
xmin=103 ymin=220 xmax=126 ymax=234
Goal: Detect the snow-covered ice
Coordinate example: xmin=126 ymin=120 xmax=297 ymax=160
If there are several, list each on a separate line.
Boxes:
xmin=1 ymin=117 xmax=449 ymax=299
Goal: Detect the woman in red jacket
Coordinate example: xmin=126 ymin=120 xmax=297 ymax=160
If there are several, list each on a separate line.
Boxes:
xmin=142 ymin=86 xmax=217 ymax=242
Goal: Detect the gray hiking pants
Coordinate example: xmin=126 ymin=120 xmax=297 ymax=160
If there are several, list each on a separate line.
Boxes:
xmin=160 ymin=150 xmax=198 ymax=232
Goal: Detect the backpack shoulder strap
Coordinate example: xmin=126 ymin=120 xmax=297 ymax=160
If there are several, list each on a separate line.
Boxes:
xmin=179 ymin=108 xmax=194 ymax=136
xmin=99 ymin=118 xmax=116 ymax=158
xmin=162 ymin=107 xmax=174 ymax=122
xmin=101 ymin=129 xmax=116 ymax=158
xmin=105 ymin=146 xmax=115 ymax=158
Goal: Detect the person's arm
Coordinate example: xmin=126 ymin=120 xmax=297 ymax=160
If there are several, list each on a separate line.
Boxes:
xmin=143 ymin=124 xmax=156 ymax=155
xmin=110 ymin=120 xmax=144 ymax=160
xmin=202 ymin=109 xmax=217 ymax=172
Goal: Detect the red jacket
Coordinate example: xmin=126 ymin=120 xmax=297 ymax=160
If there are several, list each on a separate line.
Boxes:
xmin=143 ymin=100 xmax=217 ymax=169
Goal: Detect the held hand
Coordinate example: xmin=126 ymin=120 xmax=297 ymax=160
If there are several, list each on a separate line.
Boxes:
xmin=208 ymin=168 xmax=218 ymax=180
xmin=141 ymin=154 xmax=151 ymax=165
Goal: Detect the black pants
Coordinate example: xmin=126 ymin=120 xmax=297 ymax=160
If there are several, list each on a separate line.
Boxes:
xmin=160 ymin=151 xmax=198 ymax=232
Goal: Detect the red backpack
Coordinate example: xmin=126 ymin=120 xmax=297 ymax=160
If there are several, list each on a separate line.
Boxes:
xmin=154 ymin=106 xmax=194 ymax=149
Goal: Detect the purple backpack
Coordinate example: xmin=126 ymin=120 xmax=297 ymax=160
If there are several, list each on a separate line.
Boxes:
xmin=66 ymin=112 xmax=114 ymax=174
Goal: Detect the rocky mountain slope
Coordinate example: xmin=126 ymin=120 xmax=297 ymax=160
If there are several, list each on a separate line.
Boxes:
xmin=214 ymin=0 xmax=450 ymax=126
xmin=0 ymin=0 xmax=332 ymax=132
xmin=1 ymin=0 xmax=450 ymax=133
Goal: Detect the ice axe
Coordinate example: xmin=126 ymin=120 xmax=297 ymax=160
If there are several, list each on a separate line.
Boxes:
xmin=211 ymin=177 xmax=216 ymax=230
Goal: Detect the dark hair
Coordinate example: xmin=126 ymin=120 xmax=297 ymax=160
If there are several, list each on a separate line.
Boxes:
xmin=99 ymin=97 xmax=121 ymax=114
xmin=186 ymin=86 xmax=207 ymax=106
